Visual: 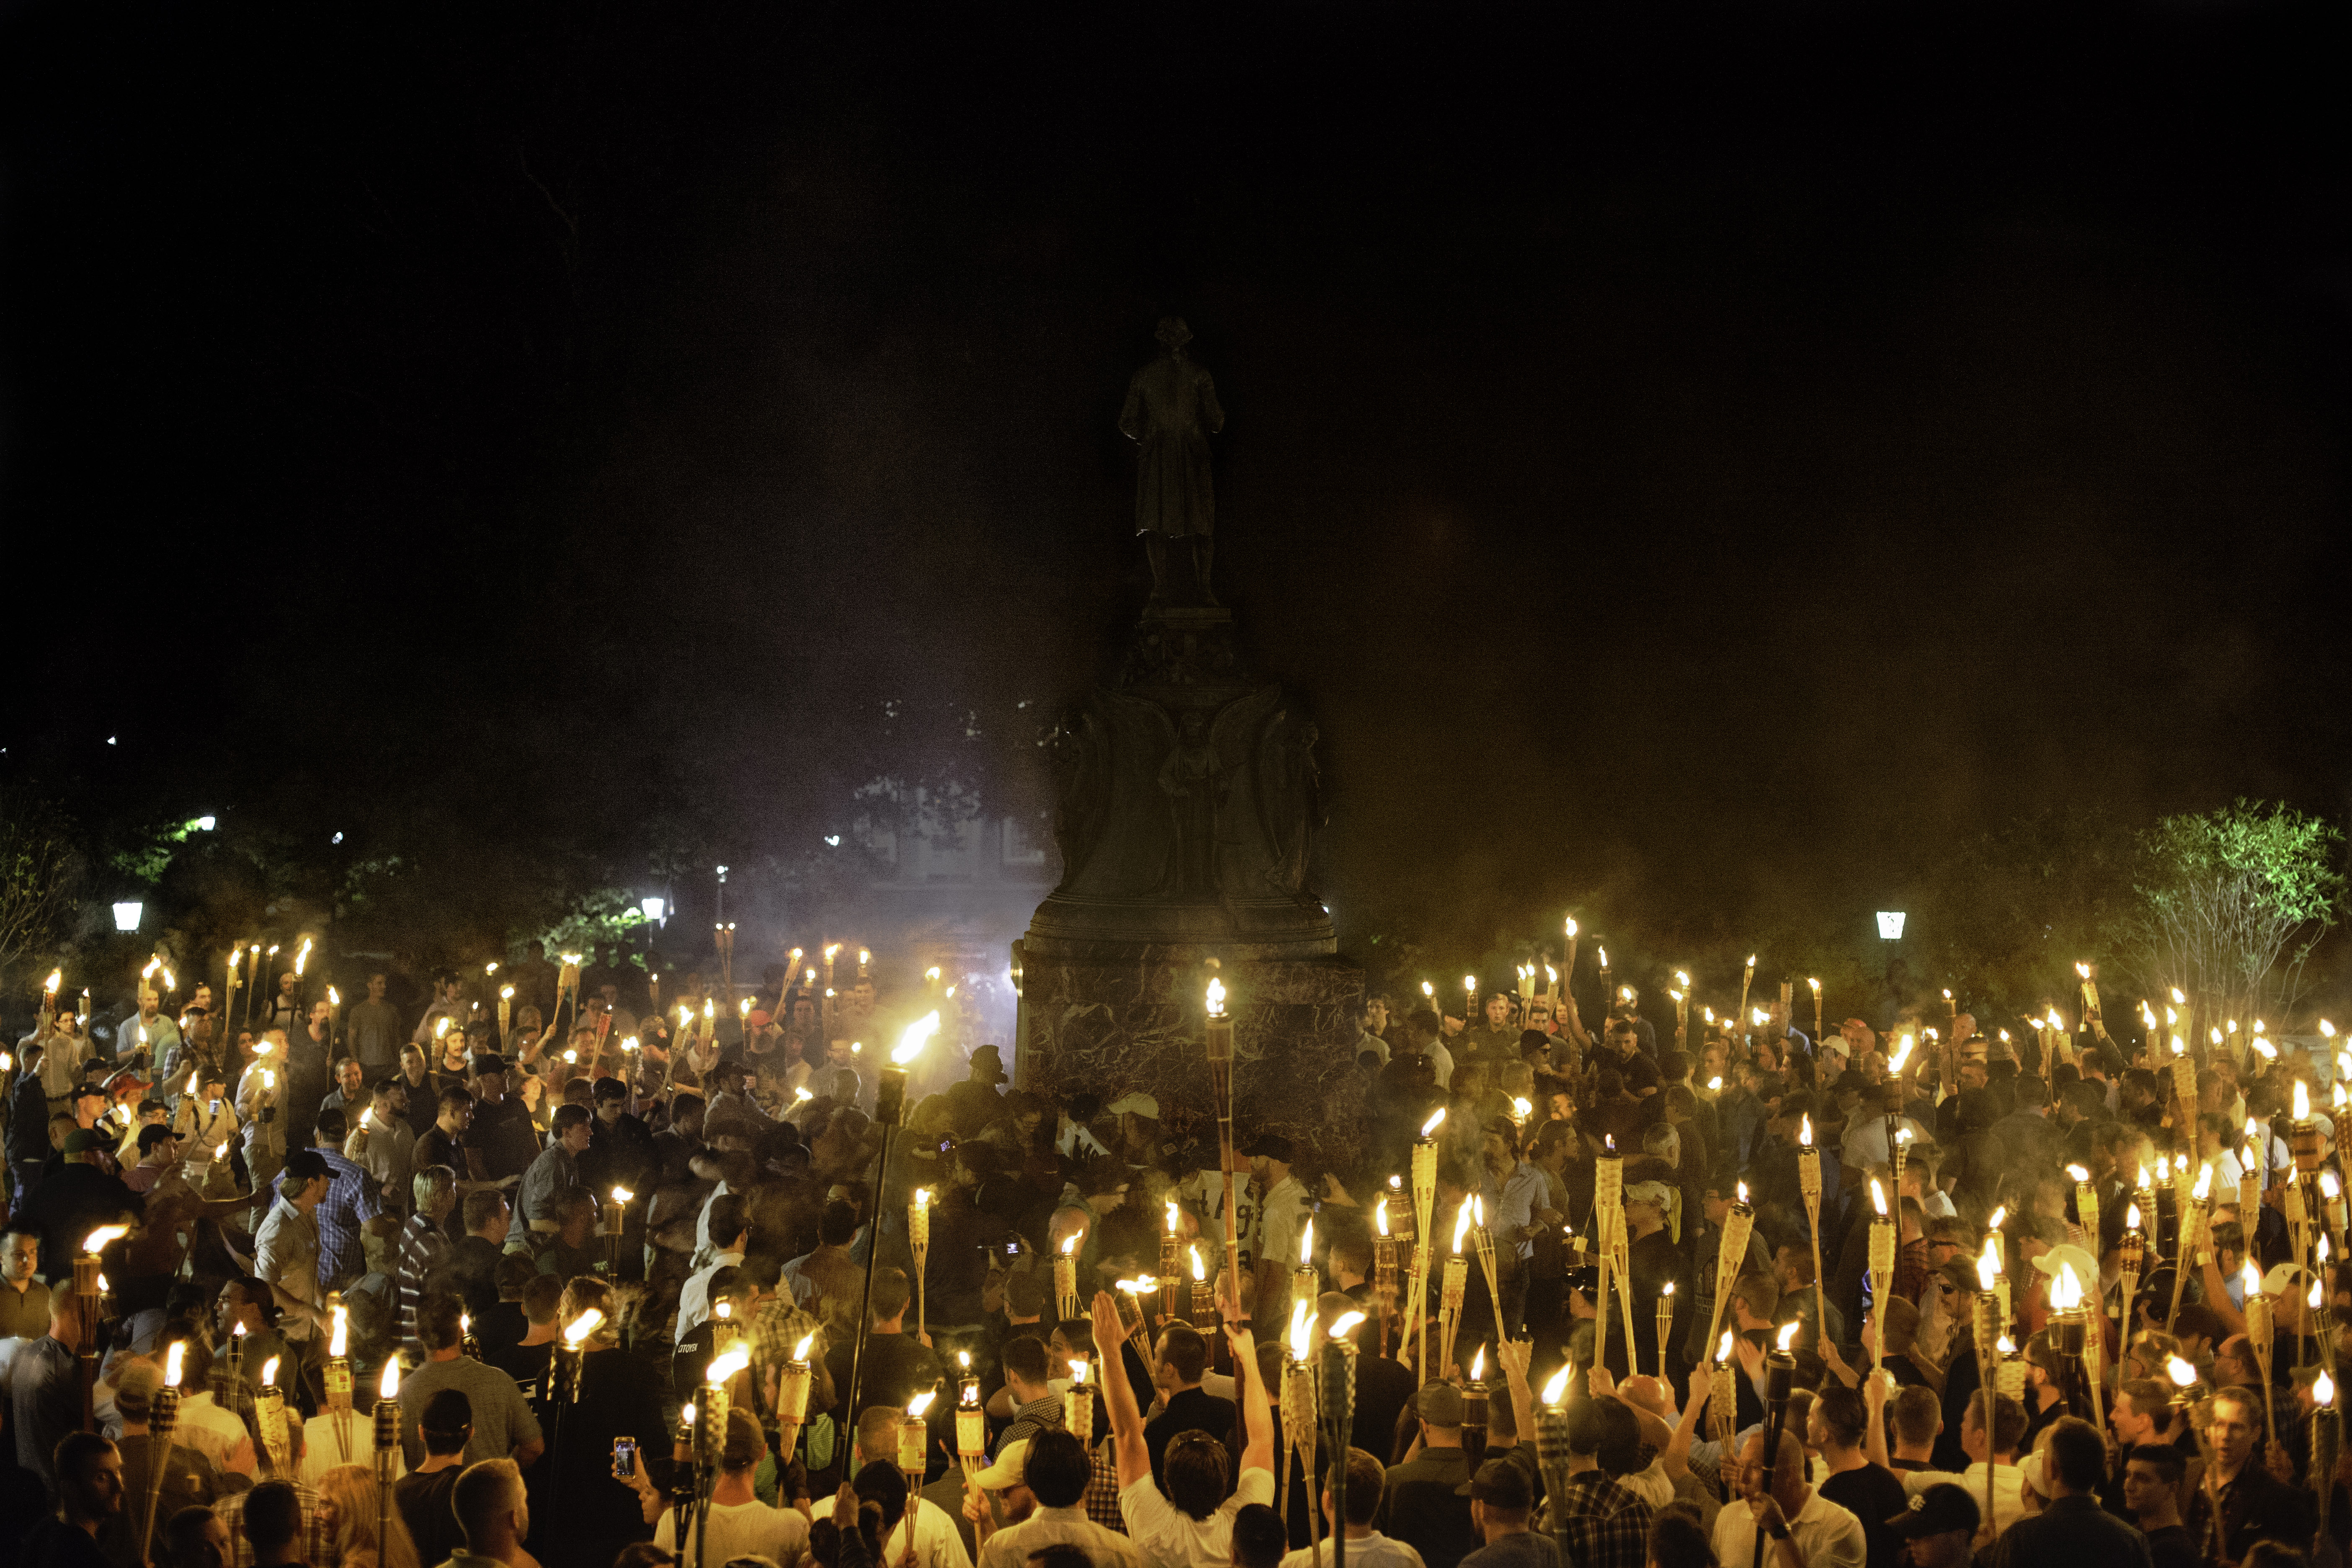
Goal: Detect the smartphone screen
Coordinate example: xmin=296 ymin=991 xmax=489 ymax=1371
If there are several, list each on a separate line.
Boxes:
xmin=614 ymin=1437 xmax=637 ymax=1477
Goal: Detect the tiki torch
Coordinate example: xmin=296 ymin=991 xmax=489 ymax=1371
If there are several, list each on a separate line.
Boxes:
xmin=77 ymin=1225 xmax=129 ymax=1430
xmin=1411 ymin=1107 xmax=1443 ymax=1373
xmin=139 ymin=1340 xmax=186 ymax=1562
xmin=1867 ymin=1180 xmax=1895 ymax=1379
xmin=1206 ymin=979 xmax=1239 ymax=1291
xmin=910 ymin=1188 xmax=931 ymax=1339
xmin=325 ymin=1301 xmax=354 ymax=1463
xmin=373 ymin=1359 xmax=401 ymax=1555
xmin=1162 ymin=1199 xmax=1184 ymax=1324
xmin=1798 ymin=1114 xmax=1824 ymax=1349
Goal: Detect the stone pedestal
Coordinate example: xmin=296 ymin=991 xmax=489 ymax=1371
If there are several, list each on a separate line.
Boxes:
xmin=1014 ymin=944 xmax=1366 ymax=1164
xmin=1016 ymin=602 xmax=1364 ymax=1163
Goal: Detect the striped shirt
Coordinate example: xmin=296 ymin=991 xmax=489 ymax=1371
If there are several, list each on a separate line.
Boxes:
xmin=395 ymin=1212 xmax=451 ymax=1344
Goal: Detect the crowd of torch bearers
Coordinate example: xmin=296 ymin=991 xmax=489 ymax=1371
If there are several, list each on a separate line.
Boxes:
xmin=35 ymin=917 xmax=2352 ymax=1567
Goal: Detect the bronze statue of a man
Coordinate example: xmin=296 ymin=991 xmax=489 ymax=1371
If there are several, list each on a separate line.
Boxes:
xmin=1119 ymin=316 xmax=1225 ymax=607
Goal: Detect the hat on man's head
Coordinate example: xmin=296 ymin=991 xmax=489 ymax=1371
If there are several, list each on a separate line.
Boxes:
xmin=1457 ymin=1457 xmax=1532 ymax=1508
xmin=1105 ymin=1092 xmax=1160 ymax=1119
xmin=1886 ymin=1483 xmax=1981 ymax=1539
xmin=1242 ymin=1133 xmax=1295 ymax=1163
xmin=747 ymin=1010 xmax=772 ymax=1029
xmin=970 ymin=1437 xmax=1029 ymax=1489
xmin=282 ymin=1148 xmax=330 ymax=1182
xmin=62 ymin=1129 xmax=103 ymax=1154
xmin=469 ymin=1054 xmax=508 ymax=1076
xmin=1832 ymin=1069 xmax=1871 ymax=1096
xmin=1414 ymin=1383 xmax=1466 ymax=1426
xmin=967 ymin=1045 xmax=1008 ymax=1084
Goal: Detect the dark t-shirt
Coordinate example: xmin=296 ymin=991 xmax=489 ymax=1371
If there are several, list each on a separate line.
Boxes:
xmin=1144 ymin=1385 xmax=1238 ymax=1484
xmin=396 ymin=1466 xmax=466 ymax=1568
xmin=824 ymin=1331 xmax=944 ymax=1417
xmin=1818 ymin=1462 xmax=1910 ymax=1568
xmin=2143 ymin=1524 xmax=2199 ymax=1568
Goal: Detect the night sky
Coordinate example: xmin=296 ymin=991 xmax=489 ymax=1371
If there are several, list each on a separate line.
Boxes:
xmin=5 ymin=4 xmax=2348 ymax=990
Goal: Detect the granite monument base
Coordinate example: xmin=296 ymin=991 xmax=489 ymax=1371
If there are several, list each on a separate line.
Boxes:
xmin=1015 ymin=945 xmax=1367 ymax=1168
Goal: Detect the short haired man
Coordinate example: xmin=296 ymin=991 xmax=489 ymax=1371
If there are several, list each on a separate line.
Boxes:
xmin=395 ymin=1294 xmax=544 ymax=1471
xmin=1957 ymin=1390 xmax=2030 ymax=1536
xmin=820 ymin=1265 xmax=943 ymax=1414
xmin=1707 ymin=1426 xmax=1866 ymax=1568
xmin=1234 ymin=1503 xmax=1289 ymax=1568
xmin=448 ymin=1456 xmax=537 ymax=1568
xmin=520 ymin=1104 xmax=593 ymax=1230
xmin=252 ymin=1149 xmax=333 ymax=1351
xmin=676 ymin=1191 xmax=750 ymax=1345
xmin=1458 ymin=1457 xmax=1546 ymax=1568
xmin=2122 ymin=1443 xmax=2196 ymax=1568
xmin=395 ymin=1164 xmax=459 ymax=1347
xmin=799 ymin=1406 xmax=970 ymax=1568
xmin=1810 ymin=1384 xmax=1906 ymax=1568
xmin=1880 ymin=1482 xmax=1980 ymax=1568
xmin=397 ymin=1387 xmax=475 ymax=1568
xmin=2183 ymin=1386 xmax=2312 ymax=1560
xmin=28 ymin=1431 xmax=124 ymax=1560
xmin=639 ymin=1408 xmax=810 ymax=1565
xmin=1991 ymin=1417 xmax=2146 ymax=1562
xmin=1543 ymin=1391 xmax=1652 ymax=1568
xmin=1275 ymin=1447 xmax=1416 ymax=1568
xmin=975 ymin=1428 xmax=1142 ymax=1568
xmin=450 ymin=1188 xmax=512 ymax=1317
xmin=0 ymin=1220 xmax=50 ymax=1338
xmin=123 ymin=1122 xmax=183 ymax=1195
xmin=1375 ymin=1384 xmax=1480 ymax=1568
xmin=1092 ymin=1284 xmax=1271 ymax=1564
xmin=995 ymin=1334 xmax=1067 ymax=1456
xmin=1140 ymin=1320 xmax=1238 ymax=1485
xmin=1887 ymin=1385 xmax=1961 ymax=1491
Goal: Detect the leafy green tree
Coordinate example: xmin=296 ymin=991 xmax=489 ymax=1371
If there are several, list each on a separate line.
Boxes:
xmin=0 ymin=789 xmax=80 ymax=981
xmin=2122 ymin=799 xmax=2345 ymax=1024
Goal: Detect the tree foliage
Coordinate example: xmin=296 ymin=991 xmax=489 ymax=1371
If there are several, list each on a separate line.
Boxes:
xmin=2122 ymin=799 xmax=2345 ymax=1021
xmin=0 ymin=789 xmax=81 ymax=980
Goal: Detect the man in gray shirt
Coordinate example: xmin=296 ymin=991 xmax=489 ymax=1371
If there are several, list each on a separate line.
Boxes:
xmin=345 ymin=972 xmax=406 ymax=1075
xmin=396 ymin=1292 xmax=544 ymax=1470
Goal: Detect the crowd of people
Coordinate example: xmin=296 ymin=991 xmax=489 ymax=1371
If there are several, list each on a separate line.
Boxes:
xmin=3 ymin=958 xmax=2349 ymax=1568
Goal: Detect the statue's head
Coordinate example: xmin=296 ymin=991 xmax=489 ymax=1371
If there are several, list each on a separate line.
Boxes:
xmin=1155 ymin=315 xmax=1193 ymax=351
xmin=1179 ymin=710 xmax=1207 ymax=739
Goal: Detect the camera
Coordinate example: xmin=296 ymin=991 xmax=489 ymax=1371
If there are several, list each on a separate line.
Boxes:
xmin=613 ymin=1436 xmax=637 ymax=1477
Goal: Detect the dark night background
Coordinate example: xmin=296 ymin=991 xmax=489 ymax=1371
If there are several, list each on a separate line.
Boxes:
xmin=3 ymin=3 xmax=2349 ymax=1004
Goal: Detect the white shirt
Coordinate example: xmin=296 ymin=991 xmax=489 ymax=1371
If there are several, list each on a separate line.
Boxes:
xmin=1429 ymin=1038 xmax=1455 ymax=1090
xmin=1617 ymin=1458 xmax=1673 ymax=1513
xmin=691 ymin=1180 xmax=735 ymax=1270
xmin=1958 ymin=1462 xmax=2027 ymax=1535
xmin=656 ymin=1496 xmax=811 ymax=1565
xmin=173 ymin=1393 xmax=253 ymax=1474
xmin=1280 ymin=1534 xmax=1426 ymax=1568
xmin=980 ymin=1504 xmax=1144 ymax=1568
xmin=1255 ymin=1177 xmax=1308 ymax=1279
xmin=676 ymin=1250 xmax=747 ymax=1344
xmin=298 ymin=1410 xmax=404 ymax=1488
xmin=1120 ymin=1465 xmax=1275 ymax=1568
xmin=1709 ymin=1485 xmax=1864 ymax=1568
xmin=811 ymin=1492 xmax=971 ymax=1568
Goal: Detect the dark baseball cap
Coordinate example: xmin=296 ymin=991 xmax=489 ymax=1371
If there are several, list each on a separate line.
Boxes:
xmin=1457 ymin=1458 xmax=1532 ymax=1507
xmin=1415 ymin=1384 xmax=1465 ymax=1426
xmin=62 ymin=1129 xmax=104 ymax=1154
xmin=1885 ymin=1483 xmax=1981 ymax=1539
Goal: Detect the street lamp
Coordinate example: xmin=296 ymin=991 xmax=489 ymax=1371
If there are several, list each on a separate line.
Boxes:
xmin=1875 ymin=911 xmax=1907 ymax=941
xmin=112 ymin=902 xmax=143 ymax=934
xmin=640 ymin=897 xmax=666 ymax=925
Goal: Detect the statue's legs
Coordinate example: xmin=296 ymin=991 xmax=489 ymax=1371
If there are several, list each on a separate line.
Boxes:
xmin=1189 ymin=535 xmax=1217 ymax=606
xmin=1143 ymin=535 xmax=1171 ymax=606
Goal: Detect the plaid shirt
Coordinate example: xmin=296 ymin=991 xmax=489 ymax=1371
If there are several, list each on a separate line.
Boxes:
xmin=999 ymin=1393 xmax=1066 ymax=1455
xmin=1549 ymin=1468 xmax=1655 ymax=1568
xmin=212 ymin=1478 xmax=330 ymax=1568
xmin=395 ymin=1212 xmax=451 ymax=1343
xmin=1085 ymin=1437 xmax=1127 ymax=1533
xmin=315 ymin=1145 xmax=382 ymax=1290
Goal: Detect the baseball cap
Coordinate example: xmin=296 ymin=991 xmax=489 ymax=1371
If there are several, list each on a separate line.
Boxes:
xmin=1886 ymin=1483 xmax=1981 ymax=1539
xmin=1457 ymin=1457 xmax=1532 ymax=1506
xmin=1415 ymin=1384 xmax=1465 ymax=1426
xmin=469 ymin=1054 xmax=508 ymax=1076
xmin=971 ymin=1437 xmax=1029 ymax=1489
xmin=748 ymin=1010 xmax=773 ymax=1028
xmin=1105 ymin=1092 xmax=1160 ymax=1119
xmin=62 ymin=1129 xmax=103 ymax=1154
xmin=1242 ymin=1133 xmax=1295 ymax=1163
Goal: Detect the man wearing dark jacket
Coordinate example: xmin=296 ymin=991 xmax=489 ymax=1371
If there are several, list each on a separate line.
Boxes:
xmin=1989 ymin=1416 xmax=2153 ymax=1568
